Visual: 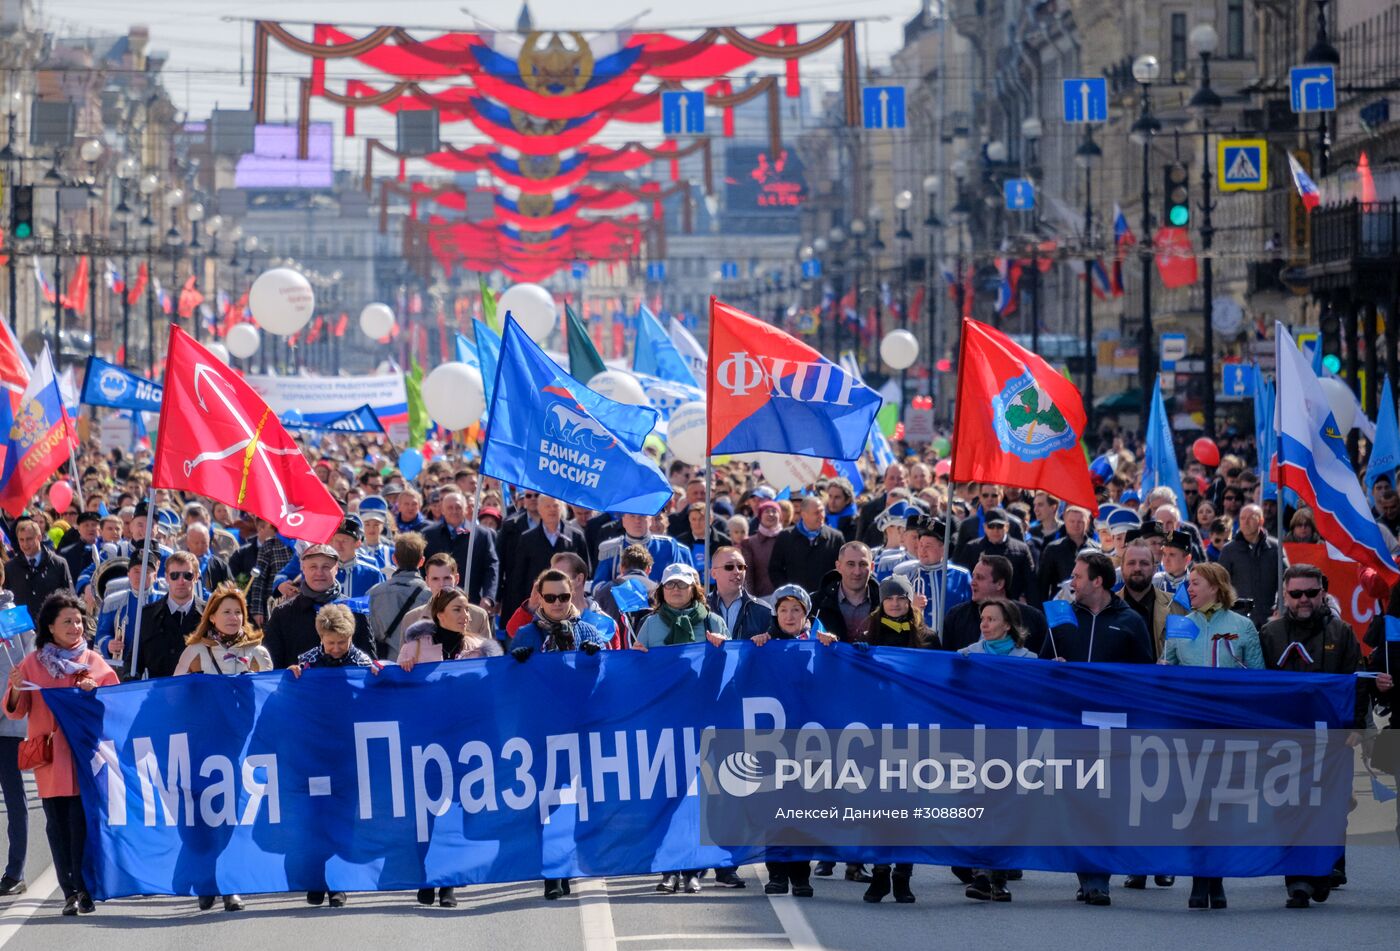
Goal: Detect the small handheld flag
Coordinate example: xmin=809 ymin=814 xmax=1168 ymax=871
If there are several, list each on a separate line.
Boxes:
xmin=1166 ymin=615 xmax=1199 ymax=640
xmin=1042 ymin=600 xmax=1075 ymax=628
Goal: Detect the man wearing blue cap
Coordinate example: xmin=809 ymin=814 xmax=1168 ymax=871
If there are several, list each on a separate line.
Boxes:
xmin=356 ymin=497 xmax=395 ymax=570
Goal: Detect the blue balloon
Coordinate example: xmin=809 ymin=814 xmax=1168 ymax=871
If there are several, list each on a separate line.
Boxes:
xmin=398 ymin=448 xmax=423 ymax=481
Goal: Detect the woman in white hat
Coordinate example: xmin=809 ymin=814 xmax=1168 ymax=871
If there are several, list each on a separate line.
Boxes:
xmin=632 ymin=563 xmax=729 ymax=651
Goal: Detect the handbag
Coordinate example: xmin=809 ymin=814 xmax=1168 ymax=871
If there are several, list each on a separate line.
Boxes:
xmin=17 ymin=733 xmax=54 ymax=771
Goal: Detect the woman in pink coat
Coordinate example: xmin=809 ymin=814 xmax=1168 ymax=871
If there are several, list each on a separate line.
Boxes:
xmin=397 ymin=586 xmax=502 ymax=673
xmin=4 ymin=592 xmax=119 ymax=916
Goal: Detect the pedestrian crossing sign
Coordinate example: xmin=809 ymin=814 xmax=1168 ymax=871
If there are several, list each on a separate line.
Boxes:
xmin=1218 ymin=139 xmax=1268 ymax=192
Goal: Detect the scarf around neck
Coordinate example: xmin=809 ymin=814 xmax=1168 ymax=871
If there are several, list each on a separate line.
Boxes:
xmin=38 ymin=642 xmax=90 ymax=679
xmin=300 ymin=578 xmax=342 ymax=606
xmin=659 ymin=601 xmax=709 ymax=645
xmin=983 ymin=635 xmax=1016 ymax=655
xmin=794 ymin=520 xmax=820 ymax=540
xmin=757 ymin=521 xmax=782 ymax=538
xmin=826 ymin=503 xmax=857 ymax=531
xmin=531 ymin=609 xmax=578 ymax=651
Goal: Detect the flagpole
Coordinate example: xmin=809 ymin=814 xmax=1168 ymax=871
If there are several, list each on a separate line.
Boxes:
xmin=1274 ymin=333 xmax=1285 ymax=620
xmin=463 ymin=476 xmax=485 ymax=606
xmin=704 ymin=456 xmax=712 ymax=596
xmin=126 ymin=487 xmax=157 ymax=680
xmin=937 ymin=318 xmax=969 ymax=640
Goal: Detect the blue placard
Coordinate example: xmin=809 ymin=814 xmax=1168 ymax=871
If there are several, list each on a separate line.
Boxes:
xmin=1042 ymin=599 xmax=1075 ymax=628
xmin=1385 ymin=615 xmax=1400 ymax=643
xmin=800 ymin=259 xmax=822 ymax=279
xmin=1004 ymin=178 xmax=1035 ymax=211
xmin=1061 ymin=77 xmax=1108 ymax=123
xmin=646 ymin=262 xmax=666 ymax=283
xmin=720 ymin=261 xmax=740 ymax=280
xmin=1221 ymin=363 xmax=1256 ymax=398
xmin=1290 ymin=65 xmax=1336 ymax=113
xmin=1166 ymin=615 xmax=1200 ymax=640
xmin=661 ymin=90 xmax=706 ymax=134
xmin=0 ymin=605 xmax=34 ymax=641
xmin=862 ymin=86 xmax=906 ymax=130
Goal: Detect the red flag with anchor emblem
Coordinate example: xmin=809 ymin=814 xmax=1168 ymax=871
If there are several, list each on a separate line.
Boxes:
xmin=152 ymin=325 xmax=341 ymax=542
xmin=950 ymin=318 xmax=1097 ymax=512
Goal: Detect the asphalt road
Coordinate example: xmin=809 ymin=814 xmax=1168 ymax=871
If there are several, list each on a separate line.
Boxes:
xmin=0 ymin=775 xmax=1395 ymax=951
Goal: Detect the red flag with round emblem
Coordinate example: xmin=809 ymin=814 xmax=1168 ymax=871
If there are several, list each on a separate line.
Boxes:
xmin=950 ymin=318 xmax=1097 ymax=512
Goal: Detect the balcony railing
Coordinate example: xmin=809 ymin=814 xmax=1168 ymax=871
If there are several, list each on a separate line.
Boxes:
xmin=1311 ymin=200 xmax=1400 ymax=265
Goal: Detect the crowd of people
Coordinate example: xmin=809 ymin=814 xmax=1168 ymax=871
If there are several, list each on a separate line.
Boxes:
xmin=0 ymin=431 xmax=1396 ymax=916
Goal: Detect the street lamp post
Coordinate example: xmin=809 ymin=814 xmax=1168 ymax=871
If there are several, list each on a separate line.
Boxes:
xmin=923 ymin=174 xmax=941 ymax=416
xmin=1077 ymin=129 xmax=1103 ymax=434
xmin=1190 ymin=23 xmax=1223 ymax=437
xmin=113 ymin=156 xmax=137 ymax=367
xmin=828 ymin=225 xmax=847 ymax=361
xmin=1021 ymin=117 xmax=1044 ymax=354
xmin=1 ymin=90 xmax=22 ymax=330
xmin=849 ymin=218 xmax=868 ymax=370
xmin=950 ymin=160 xmax=972 ymax=332
xmin=138 ymin=172 xmax=159 ymax=374
xmin=1307 ymin=0 xmax=1341 ymax=177
xmin=1131 ymin=54 xmax=1163 ymax=427
xmin=79 ymin=139 xmax=103 ymax=358
xmin=894 ymin=189 xmax=913 ymax=412
xmin=47 ymin=150 xmax=65 ymax=360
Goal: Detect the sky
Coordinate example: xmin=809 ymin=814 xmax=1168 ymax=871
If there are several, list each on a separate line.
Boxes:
xmin=39 ymin=0 xmax=917 ymax=123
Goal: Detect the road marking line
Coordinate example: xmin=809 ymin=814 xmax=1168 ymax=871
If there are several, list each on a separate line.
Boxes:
xmin=748 ymin=866 xmax=823 ymax=951
xmin=0 ymin=866 xmax=60 ymax=948
xmin=576 ymin=877 xmax=618 ymax=951
xmin=617 ymin=935 xmax=788 ymax=942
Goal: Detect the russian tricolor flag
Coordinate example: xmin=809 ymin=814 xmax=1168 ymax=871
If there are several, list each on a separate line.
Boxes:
xmin=1288 ymin=153 xmax=1321 ymax=212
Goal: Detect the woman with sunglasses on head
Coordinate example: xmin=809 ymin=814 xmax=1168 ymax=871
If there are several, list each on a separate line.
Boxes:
xmin=508 ymin=569 xmax=610 ymax=901
xmin=398 ymin=586 xmax=502 ymax=674
xmin=1163 ymin=562 xmax=1263 ymax=910
xmin=5 ymin=593 xmax=120 ymax=916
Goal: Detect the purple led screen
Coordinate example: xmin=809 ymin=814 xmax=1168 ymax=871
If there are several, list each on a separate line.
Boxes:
xmin=234 ymin=123 xmax=334 ymax=189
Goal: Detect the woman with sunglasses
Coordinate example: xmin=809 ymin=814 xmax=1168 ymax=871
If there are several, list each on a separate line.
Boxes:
xmin=508 ymin=569 xmax=609 ymax=901
xmin=1163 ymin=562 xmax=1263 ymax=910
xmin=398 ymin=586 xmax=502 ymax=673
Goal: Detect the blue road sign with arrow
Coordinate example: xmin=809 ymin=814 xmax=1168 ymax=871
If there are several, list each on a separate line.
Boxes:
xmin=1290 ymin=65 xmax=1336 ymax=113
xmin=661 ymin=90 xmax=706 ymax=134
xmin=1004 ymin=179 xmax=1036 ymax=211
xmin=862 ymin=86 xmax=906 ymax=130
xmin=1061 ymin=77 xmax=1108 ymax=123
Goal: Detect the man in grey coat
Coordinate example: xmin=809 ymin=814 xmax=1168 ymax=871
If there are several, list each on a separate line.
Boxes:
xmin=367 ymin=533 xmax=431 ymax=659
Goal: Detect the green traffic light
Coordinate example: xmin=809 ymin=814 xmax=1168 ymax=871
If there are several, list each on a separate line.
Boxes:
xmin=1323 ymin=354 xmax=1342 ymax=374
xmin=1168 ymin=206 xmax=1189 ymax=227
xmin=13 ymin=223 xmax=29 ymax=238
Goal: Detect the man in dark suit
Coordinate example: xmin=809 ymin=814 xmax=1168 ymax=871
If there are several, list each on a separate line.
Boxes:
xmin=421 ymin=489 xmax=499 ymax=607
xmin=500 ymin=495 xmax=588 ymax=621
xmin=496 ymin=489 xmax=540 ymax=597
xmin=58 ymin=512 xmax=104 ymax=583
xmin=182 ymin=523 xmax=232 ymax=593
xmin=954 ymin=508 xmax=1037 ymax=602
xmin=129 ymin=551 xmax=205 ymax=680
xmin=4 ymin=519 xmax=73 ymax=620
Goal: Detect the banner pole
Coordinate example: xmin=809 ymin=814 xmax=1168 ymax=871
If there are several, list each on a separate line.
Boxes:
xmin=126 ymin=487 xmax=157 ymax=679
xmin=704 ymin=458 xmax=712 ymax=594
xmin=464 ymin=476 xmax=486 ymax=606
xmin=937 ymin=318 xmax=968 ymax=642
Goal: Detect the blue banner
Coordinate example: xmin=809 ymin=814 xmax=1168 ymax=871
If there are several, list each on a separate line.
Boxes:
xmin=46 ymin=645 xmax=1355 ymax=900
xmin=279 ymin=404 xmax=385 ymax=434
xmin=80 ymin=356 xmax=163 ymax=412
xmin=481 ymin=317 xmax=669 ymax=514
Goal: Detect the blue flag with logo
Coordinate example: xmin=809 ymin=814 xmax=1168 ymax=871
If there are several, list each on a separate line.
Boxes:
xmin=1366 ymin=376 xmax=1399 ymax=492
xmin=482 ymin=317 xmax=671 ymax=515
xmin=1042 ymin=600 xmax=1075 ymax=627
xmin=1141 ymin=378 xmax=1186 ymax=510
xmin=1166 ymin=614 xmax=1199 ymax=640
xmin=634 ymin=306 xmax=699 ymax=388
xmin=0 ymin=604 xmax=34 ymax=641
xmin=79 ymin=356 xmax=163 ymax=412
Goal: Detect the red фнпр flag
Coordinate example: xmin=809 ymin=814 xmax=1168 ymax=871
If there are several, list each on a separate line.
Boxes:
xmin=950 ymin=318 xmax=1097 ymax=512
xmin=153 ymin=326 xmax=341 ymax=541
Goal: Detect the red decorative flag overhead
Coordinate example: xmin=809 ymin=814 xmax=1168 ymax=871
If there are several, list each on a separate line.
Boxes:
xmin=1153 ymin=226 xmax=1199 ymax=289
xmin=153 ymin=326 xmax=341 ymax=542
xmin=950 ymin=318 xmax=1096 ymax=512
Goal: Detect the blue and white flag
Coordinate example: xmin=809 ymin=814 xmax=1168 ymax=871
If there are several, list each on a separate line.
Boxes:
xmin=279 ymin=404 xmax=384 ymax=434
xmin=482 ymin=317 xmax=671 ymax=515
xmin=1366 ymin=375 xmax=1399 ymax=492
xmin=1252 ymin=365 xmax=1277 ymax=501
xmin=1141 ymin=378 xmax=1186 ymax=509
xmin=634 ymin=306 xmax=699 ymax=388
xmin=1276 ymin=322 xmax=1398 ymax=579
xmin=669 ymin=315 xmax=707 ymax=379
xmin=80 ymin=356 xmax=163 ymax=412
xmin=633 ymin=371 xmax=703 ymax=423
xmin=869 ymin=426 xmax=897 ymax=473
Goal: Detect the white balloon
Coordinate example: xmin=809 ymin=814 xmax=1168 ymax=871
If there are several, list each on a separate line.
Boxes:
xmin=588 ymin=370 xmax=649 ymax=406
xmin=755 ymin=452 xmax=824 ymax=493
xmin=498 ymin=283 xmax=556 ymax=342
xmin=423 ymin=362 xmax=485 ymax=430
xmin=225 ymin=324 xmax=261 ymax=359
xmin=880 ymin=329 xmax=920 ymax=370
xmin=359 ymin=302 xmax=396 ymax=340
xmin=248 ymin=268 xmax=315 ymax=336
xmin=1318 ymin=376 xmax=1357 ymax=434
xmin=667 ymin=402 xmax=708 ymax=465
xmin=205 ymin=342 xmax=230 ymax=365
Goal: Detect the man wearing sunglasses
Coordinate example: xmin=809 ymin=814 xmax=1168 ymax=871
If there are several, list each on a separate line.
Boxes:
xmin=1258 ymin=563 xmax=1364 ymax=908
xmin=128 ymin=551 xmax=206 ymax=680
xmin=707 ymin=546 xmax=771 ymax=641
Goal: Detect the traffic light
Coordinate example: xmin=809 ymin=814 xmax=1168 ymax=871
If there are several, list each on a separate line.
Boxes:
xmin=1320 ymin=310 xmax=1342 ymax=374
xmin=9 ymin=184 xmax=33 ymax=239
xmin=1163 ymin=163 xmax=1190 ymax=228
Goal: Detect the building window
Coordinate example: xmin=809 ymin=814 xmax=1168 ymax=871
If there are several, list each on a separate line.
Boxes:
xmin=1170 ymin=13 xmax=1188 ymax=79
xmin=1227 ymin=0 xmax=1245 ymax=58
